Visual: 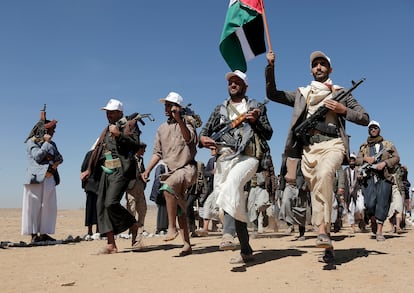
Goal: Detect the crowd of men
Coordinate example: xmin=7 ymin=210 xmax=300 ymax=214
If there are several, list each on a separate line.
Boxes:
xmin=23 ymin=50 xmax=412 ymax=265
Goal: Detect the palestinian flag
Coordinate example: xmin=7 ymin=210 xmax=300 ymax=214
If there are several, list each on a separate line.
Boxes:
xmin=219 ymin=0 xmax=266 ymax=72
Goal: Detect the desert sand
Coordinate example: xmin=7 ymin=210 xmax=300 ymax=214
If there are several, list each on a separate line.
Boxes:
xmin=1 ymin=205 xmax=413 ymax=293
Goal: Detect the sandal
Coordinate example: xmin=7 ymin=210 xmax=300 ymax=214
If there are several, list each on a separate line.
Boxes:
xmin=219 ymin=241 xmax=238 ymax=251
xmin=219 ymin=233 xmax=238 ymax=250
xmin=178 ymin=249 xmax=192 ymax=257
xmin=296 ymin=235 xmax=306 ymax=241
xmin=315 ymin=234 xmax=332 ymax=249
xmin=195 ymin=229 xmax=209 ymax=237
xmin=229 ymin=253 xmax=254 ymax=264
xmin=131 ymin=235 xmax=144 ymax=249
xmin=376 ymin=234 xmax=386 ymax=242
xmin=39 ymin=234 xmax=56 ymax=242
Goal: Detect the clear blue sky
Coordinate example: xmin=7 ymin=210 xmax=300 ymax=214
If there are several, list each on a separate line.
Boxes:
xmin=1 ymin=0 xmax=413 ymax=209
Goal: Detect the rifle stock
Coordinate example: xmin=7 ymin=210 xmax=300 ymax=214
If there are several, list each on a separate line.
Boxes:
xmin=124 ymin=113 xmax=155 ymax=126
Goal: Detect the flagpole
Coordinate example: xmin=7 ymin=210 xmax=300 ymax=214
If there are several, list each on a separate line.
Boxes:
xmin=260 ymin=0 xmax=273 ymax=52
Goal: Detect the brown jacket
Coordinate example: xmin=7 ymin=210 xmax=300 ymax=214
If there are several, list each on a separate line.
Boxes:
xmin=356 ymin=140 xmax=400 ymax=183
xmin=265 ymin=64 xmax=370 ymax=161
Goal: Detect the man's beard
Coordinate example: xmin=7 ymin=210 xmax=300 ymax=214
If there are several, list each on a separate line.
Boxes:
xmin=229 ymin=89 xmax=244 ymax=99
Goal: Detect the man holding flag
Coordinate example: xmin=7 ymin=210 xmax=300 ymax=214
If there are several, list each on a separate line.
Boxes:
xmin=265 ymin=50 xmax=370 ymax=264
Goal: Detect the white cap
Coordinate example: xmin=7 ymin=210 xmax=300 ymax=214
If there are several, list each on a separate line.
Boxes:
xmin=368 ymin=120 xmax=381 ymax=129
xmin=310 ymin=51 xmax=331 ymax=68
xmin=101 ymin=98 xmax=123 ymax=111
xmin=350 ymin=153 xmax=357 ymax=159
xmin=412 ymin=187 xmax=414 ymax=192
xmin=225 ymin=70 xmax=248 ymax=86
xmin=160 ymin=92 xmax=183 ymax=106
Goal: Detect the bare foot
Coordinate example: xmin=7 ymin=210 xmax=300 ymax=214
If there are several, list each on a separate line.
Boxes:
xmin=96 ymin=245 xmax=117 ymax=255
xmin=163 ymin=230 xmax=179 ymax=242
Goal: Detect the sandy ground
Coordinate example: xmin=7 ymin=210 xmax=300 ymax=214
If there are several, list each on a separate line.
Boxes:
xmin=1 ymin=205 xmax=414 ymax=293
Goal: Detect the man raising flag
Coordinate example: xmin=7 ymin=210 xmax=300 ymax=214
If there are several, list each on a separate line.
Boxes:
xmin=219 ymin=0 xmax=268 ymax=72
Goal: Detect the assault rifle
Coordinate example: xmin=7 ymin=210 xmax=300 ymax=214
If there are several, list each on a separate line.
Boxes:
xmin=172 ymin=103 xmax=203 ymax=128
xmin=36 ymin=104 xmax=47 ymax=139
xmin=111 ymin=113 xmax=154 ymax=131
xmin=211 ymin=98 xmax=269 ymax=142
xmin=115 ymin=113 xmax=154 ymax=134
xmin=125 ymin=113 xmax=155 ymax=126
xmin=358 ymin=148 xmax=386 ymax=178
xmin=293 ymin=78 xmax=365 ymax=146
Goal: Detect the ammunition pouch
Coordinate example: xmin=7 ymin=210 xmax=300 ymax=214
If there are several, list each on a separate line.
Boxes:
xmin=243 ymin=134 xmax=263 ymax=159
xmin=314 ymin=121 xmax=338 ymax=136
xmin=308 ymin=123 xmax=339 ymax=145
xmin=104 ymin=158 xmax=122 ymax=169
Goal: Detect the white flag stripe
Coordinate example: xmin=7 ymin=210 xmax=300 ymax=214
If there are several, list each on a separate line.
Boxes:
xmin=235 ymin=27 xmax=255 ymax=61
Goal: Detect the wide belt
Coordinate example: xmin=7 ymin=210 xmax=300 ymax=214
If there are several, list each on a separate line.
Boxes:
xmin=309 ymin=133 xmax=339 ymax=145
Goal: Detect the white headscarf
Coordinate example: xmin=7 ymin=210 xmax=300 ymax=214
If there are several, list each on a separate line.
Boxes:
xmin=299 ymin=79 xmax=343 ymax=117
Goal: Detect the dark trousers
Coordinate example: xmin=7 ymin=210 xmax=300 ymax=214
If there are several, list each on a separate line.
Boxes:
xmin=224 ymin=212 xmax=252 ymax=255
xmin=363 ymin=176 xmax=392 ymax=222
xmin=97 ymin=173 xmax=136 ymax=234
xmin=156 ymin=204 xmax=168 ymax=232
xmin=85 ymin=191 xmax=98 ymax=226
xmin=186 ymin=194 xmax=197 ymax=230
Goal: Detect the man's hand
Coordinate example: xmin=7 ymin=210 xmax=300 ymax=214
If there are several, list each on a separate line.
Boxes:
xmin=109 ymin=124 xmax=121 ymax=137
xmin=324 ymin=99 xmax=347 ymax=115
xmin=200 ymin=135 xmax=217 ymax=149
xmin=364 ymin=156 xmax=375 ymax=164
xmin=266 ymin=51 xmax=275 ymax=65
xmin=80 ymin=170 xmax=90 ymax=181
xmin=246 ymin=108 xmax=260 ymax=124
xmin=375 ymin=161 xmax=387 ymax=171
xmin=141 ymin=171 xmax=150 ymax=183
xmin=171 ymin=105 xmax=183 ymax=122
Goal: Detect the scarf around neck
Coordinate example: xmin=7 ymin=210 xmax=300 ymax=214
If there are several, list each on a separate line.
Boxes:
xmin=299 ymin=79 xmax=343 ymax=116
xmin=367 ymin=135 xmax=384 ymax=146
